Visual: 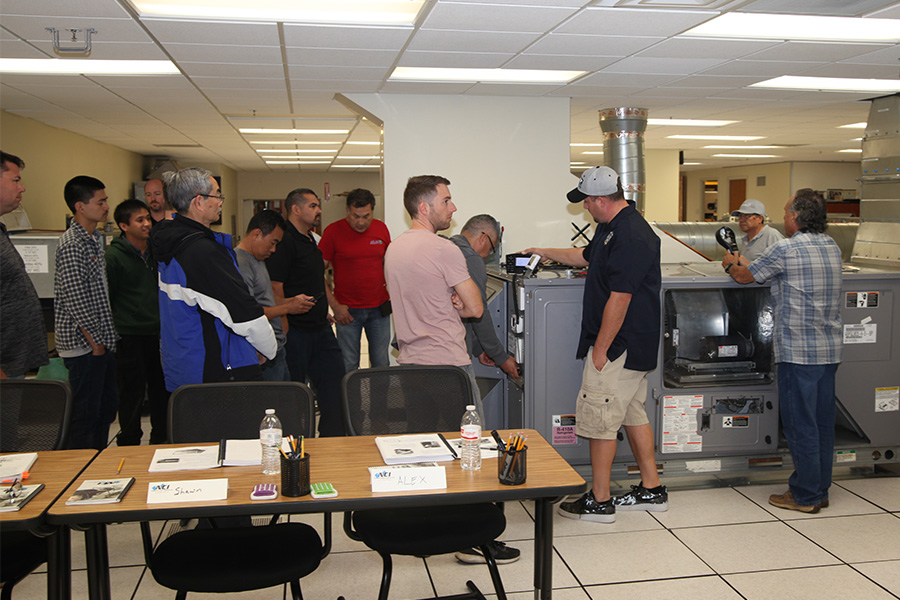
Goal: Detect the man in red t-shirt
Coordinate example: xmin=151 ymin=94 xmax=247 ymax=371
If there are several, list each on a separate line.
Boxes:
xmin=319 ymin=188 xmax=392 ymax=372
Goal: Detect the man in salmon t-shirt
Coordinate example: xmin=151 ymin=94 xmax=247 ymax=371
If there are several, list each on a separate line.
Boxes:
xmin=384 ymin=175 xmax=483 ymax=405
xmin=319 ymin=188 xmax=391 ymax=372
xmin=384 ymin=174 xmax=521 ymax=566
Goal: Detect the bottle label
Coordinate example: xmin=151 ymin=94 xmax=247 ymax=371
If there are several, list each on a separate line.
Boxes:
xmin=260 ymin=429 xmax=282 ymax=445
xmin=461 ymin=424 xmax=480 ymax=441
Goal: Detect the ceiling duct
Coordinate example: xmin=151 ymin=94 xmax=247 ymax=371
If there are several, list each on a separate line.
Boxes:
xmin=851 ymin=93 xmax=900 ymax=266
xmin=859 ymin=93 xmax=900 ymax=222
xmin=599 ymin=107 xmax=647 ymax=212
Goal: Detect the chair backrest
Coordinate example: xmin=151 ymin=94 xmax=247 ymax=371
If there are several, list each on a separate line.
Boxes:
xmin=0 ymin=380 xmax=72 ymax=451
xmin=342 ymin=365 xmax=473 ymax=436
xmin=168 ymin=382 xmax=315 ymax=443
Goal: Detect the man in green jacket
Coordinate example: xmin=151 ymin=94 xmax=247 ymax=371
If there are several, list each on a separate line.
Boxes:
xmin=106 ymin=199 xmax=169 ymax=445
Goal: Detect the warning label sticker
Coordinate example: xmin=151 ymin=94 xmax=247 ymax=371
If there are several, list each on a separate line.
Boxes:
xmin=875 ymin=387 xmax=899 ymax=413
xmin=661 ymin=395 xmax=703 ymax=454
xmin=552 ymin=414 xmax=577 ymax=445
xmin=845 ymin=291 xmax=879 ymax=308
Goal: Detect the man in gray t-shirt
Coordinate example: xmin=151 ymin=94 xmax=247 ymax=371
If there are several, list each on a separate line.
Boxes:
xmin=235 ymin=210 xmax=315 ymax=381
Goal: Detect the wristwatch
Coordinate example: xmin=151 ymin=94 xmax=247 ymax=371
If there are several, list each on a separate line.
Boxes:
xmin=724 ymin=263 xmax=734 ymax=274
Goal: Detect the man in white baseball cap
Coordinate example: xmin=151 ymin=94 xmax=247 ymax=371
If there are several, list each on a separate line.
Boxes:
xmin=524 ymin=166 xmax=666 ymax=523
xmin=730 ymin=199 xmax=783 ymax=263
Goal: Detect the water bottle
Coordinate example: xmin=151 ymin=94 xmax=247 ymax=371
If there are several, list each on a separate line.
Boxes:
xmin=260 ymin=408 xmax=282 ymax=475
xmin=460 ymin=404 xmax=482 ymax=471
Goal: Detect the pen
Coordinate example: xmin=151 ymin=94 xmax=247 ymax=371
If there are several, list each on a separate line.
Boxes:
xmin=116 ymin=458 xmax=125 ymax=474
xmin=437 ymin=433 xmax=459 ymax=460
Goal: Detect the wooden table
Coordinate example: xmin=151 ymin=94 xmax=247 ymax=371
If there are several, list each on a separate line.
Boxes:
xmin=1 ymin=449 xmax=97 ymax=600
xmin=49 ymin=430 xmax=585 ymax=600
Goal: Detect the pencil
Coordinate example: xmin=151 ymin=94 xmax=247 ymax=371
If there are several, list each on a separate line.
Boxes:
xmin=116 ymin=458 xmax=125 ymax=474
xmin=300 ymin=436 xmax=305 ymax=458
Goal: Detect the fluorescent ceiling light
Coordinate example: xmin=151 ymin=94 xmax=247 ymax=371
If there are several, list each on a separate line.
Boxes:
xmin=838 ymin=149 xmax=863 ymax=153
xmin=251 ymin=141 xmax=342 ymax=145
xmin=389 ymin=66 xmax=584 ymax=84
xmin=332 ymin=164 xmax=381 ymax=168
xmin=570 ymin=162 xmax=586 ymax=165
xmin=582 ymin=151 xmax=605 ymax=155
xmin=133 ymin=0 xmax=424 ymax=25
xmin=241 ymin=128 xmax=349 ymax=134
xmin=713 ymin=154 xmax=778 ymax=158
xmin=261 ymin=156 xmax=334 ymax=160
xmin=647 ymin=118 xmax=738 ymax=127
xmin=704 ymin=145 xmax=783 ymax=149
xmin=347 ymin=141 xmax=381 ymax=145
xmin=840 ymin=123 xmax=867 ymax=129
xmin=256 ymin=149 xmax=338 ymax=154
xmin=265 ymin=160 xmax=332 ymax=164
xmin=751 ymin=76 xmax=900 ymax=93
xmin=683 ymin=13 xmax=900 ymax=43
xmin=0 ymin=58 xmax=178 ymax=75
xmin=335 ymin=156 xmax=381 ymax=160
xmin=682 ymin=162 xmax=702 ymax=166
xmin=669 ymin=135 xmax=764 ymax=141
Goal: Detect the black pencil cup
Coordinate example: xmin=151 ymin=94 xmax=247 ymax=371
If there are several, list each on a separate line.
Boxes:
xmin=280 ymin=453 xmax=310 ymax=497
xmin=498 ymin=445 xmax=527 ymax=486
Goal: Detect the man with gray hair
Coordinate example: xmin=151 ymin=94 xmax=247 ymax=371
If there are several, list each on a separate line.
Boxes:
xmin=150 ymin=167 xmax=277 ymax=391
xmin=723 ymin=189 xmax=842 ymax=513
xmin=450 ymin=214 xmax=519 ymax=382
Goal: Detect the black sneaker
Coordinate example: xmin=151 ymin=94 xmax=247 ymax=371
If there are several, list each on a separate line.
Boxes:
xmin=556 ymin=491 xmax=616 ymax=523
xmin=455 ymin=540 xmax=521 ymax=564
xmin=613 ymin=483 xmax=668 ymax=512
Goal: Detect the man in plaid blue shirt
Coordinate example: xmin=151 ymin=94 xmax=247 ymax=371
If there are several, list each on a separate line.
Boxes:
xmin=54 ymin=176 xmax=120 ymax=450
xmin=723 ymin=189 xmax=842 ymax=514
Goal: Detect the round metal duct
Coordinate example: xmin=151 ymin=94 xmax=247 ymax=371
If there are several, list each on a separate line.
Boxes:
xmin=599 ymin=107 xmax=647 ymax=212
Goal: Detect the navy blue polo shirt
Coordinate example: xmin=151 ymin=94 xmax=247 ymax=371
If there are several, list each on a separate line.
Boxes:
xmin=576 ymin=203 xmax=661 ymax=371
xmin=265 ymin=221 xmax=328 ymax=332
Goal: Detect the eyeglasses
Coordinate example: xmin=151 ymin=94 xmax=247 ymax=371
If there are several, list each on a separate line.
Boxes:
xmin=199 ymin=193 xmax=225 ymax=202
xmin=481 ymin=231 xmax=496 ymax=253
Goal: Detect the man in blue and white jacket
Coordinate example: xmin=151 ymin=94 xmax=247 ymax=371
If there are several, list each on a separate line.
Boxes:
xmin=151 ymin=167 xmax=276 ymax=391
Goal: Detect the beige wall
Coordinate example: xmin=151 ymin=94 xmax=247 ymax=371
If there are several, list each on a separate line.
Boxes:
xmin=791 ymin=162 xmax=860 ymax=197
xmin=644 ymin=149 xmax=680 ymax=221
xmin=1 ymin=110 xmax=143 ymax=231
xmin=237 ymin=171 xmax=383 ymax=239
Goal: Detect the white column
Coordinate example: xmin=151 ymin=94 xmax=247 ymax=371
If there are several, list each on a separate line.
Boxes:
xmin=340 ymin=94 xmax=578 ymax=253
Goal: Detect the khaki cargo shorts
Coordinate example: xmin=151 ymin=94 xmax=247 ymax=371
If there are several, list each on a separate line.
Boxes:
xmin=575 ymin=349 xmax=650 ymax=440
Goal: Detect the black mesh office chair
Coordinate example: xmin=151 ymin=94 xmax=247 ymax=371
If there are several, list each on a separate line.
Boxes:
xmin=141 ymin=381 xmax=328 ymax=600
xmin=342 ymin=366 xmax=508 ymax=600
xmin=0 ymin=379 xmax=72 ymax=600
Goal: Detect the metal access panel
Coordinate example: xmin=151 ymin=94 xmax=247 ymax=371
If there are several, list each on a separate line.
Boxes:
xmin=519 ymin=272 xmax=650 ymax=465
xmin=471 ymin=276 xmax=510 ymax=430
xmin=10 ymin=234 xmax=61 ymax=299
xmin=650 ymin=264 xmax=780 ymax=458
xmin=836 ymin=268 xmax=900 ymax=447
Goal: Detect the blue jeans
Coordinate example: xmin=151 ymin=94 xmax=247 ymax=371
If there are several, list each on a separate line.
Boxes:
xmin=64 ymin=351 xmax=119 ymax=450
xmin=778 ymin=362 xmax=839 ymax=506
xmin=284 ymin=326 xmax=346 ymax=437
xmin=261 ymin=347 xmax=291 ymax=382
xmin=335 ymin=308 xmax=391 ymax=372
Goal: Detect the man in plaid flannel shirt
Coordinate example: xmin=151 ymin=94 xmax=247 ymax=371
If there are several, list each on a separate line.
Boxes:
xmin=54 ymin=175 xmax=120 ymax=450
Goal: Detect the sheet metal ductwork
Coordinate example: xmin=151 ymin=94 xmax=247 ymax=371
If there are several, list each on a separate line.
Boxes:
xmin=860 ymin=93 xmax=900 ymax=223
xmin=599 ymin=107 xmax=647 ymax=212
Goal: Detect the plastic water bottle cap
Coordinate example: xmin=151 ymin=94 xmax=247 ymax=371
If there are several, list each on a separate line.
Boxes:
xmin=265 ymin=408 xmax=275 ymax=414
xmin=466 ymin=405 xmax=475 ymax=411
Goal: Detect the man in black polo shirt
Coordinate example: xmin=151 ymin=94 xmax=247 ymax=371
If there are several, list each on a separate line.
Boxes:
xmin=266 ymin=188 xmax=346 ymax=436
xmin=524 ymin=166 xmax=665 ymax=523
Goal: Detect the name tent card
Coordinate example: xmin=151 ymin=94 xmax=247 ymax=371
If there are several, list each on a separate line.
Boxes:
xmin=368 ymin=463 xmax=447 ymax=493
xmin=147 ymin=478 xmax=229 ymax=504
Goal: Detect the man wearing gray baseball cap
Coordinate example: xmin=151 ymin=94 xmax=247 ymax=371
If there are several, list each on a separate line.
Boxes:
xmin=731 ymin=199 xmax=783 ymax=263
xmin=525 ymin=166 xmax=666 ymax=523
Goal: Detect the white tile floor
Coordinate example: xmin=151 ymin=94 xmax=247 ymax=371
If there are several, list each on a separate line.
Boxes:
xmin=13 ymin=462 xmax=900 ymax=600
